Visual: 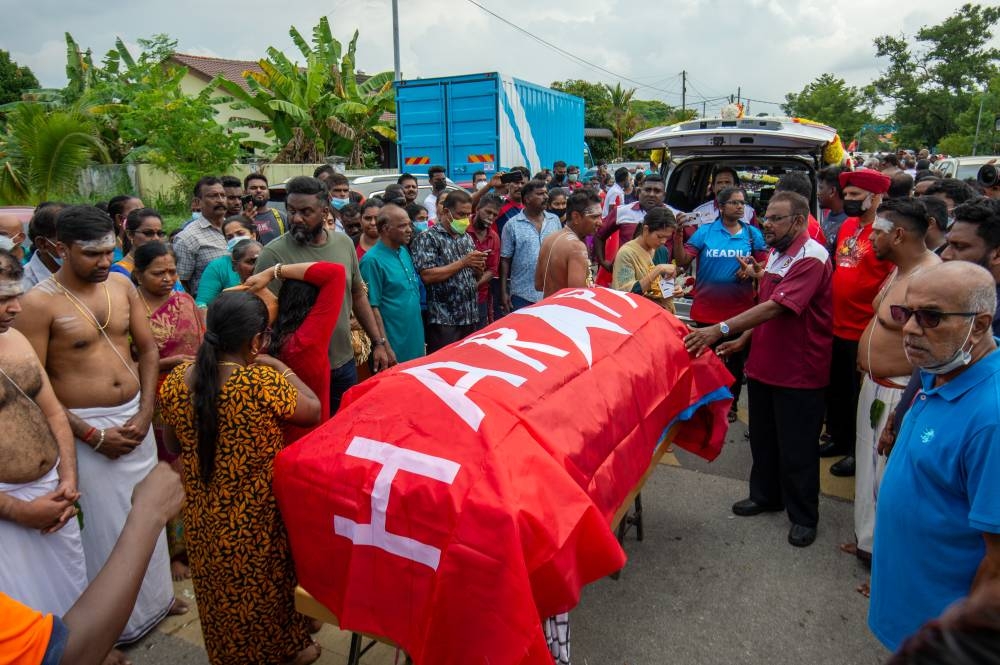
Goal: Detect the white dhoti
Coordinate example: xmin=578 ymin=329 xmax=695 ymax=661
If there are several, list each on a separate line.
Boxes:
xmin=71 ymin=393 xmax=173 ymax=644
xmin=0 ymin=463 xmax=88 ymax=616
xmin=854 ymin=373 xmax=907 ymax=554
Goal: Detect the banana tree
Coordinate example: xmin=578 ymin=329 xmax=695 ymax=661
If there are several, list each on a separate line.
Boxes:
xmin=220 ymin=17 xmax=395 ymax=166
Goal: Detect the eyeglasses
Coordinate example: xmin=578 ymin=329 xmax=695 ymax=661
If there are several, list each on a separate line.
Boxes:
xmin=889 ymin=305 xmax=978 ymax=329
xmin=760 ymin=214 xmax=795 ymax=224
xmin=723 ymin=200 xmax=746 ymax=206
xmin=136 ymin=229 xmax=167 ymax=238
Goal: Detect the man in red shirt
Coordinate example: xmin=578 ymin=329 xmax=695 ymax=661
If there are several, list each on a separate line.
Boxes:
xmin=822 ymin=169 xmax=893 ymax=476
xmin=684 ymin=191 xmax=833 ymax=547
xmin=469 ymin=195 xmax=502 ymax=327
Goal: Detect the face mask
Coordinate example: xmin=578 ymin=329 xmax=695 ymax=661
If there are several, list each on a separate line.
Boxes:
xmin=905 ymin=318 xmax=976 ymax=375
xmin=568 ymin=174 xmax=579 ymax=183
xmin=842 ymin=194 xmax=872 ymax=218
xmin=227 ymin=236 xmax=250 ymax=252
xmin=548 ymin=208 xmax=565 ymax=218
xmin=475 ymin=181 xmax=487 ymax=191
xmin=432 ymin=181 xmax=446 ymax=192
xmin=413 ymin=221 xmax=428 ymax=233
xmin=768 ymin=223 xmax=799 ymax=252
xmin=331 ymin=197 xmax=349 ymax=210
xmin=553 ymin=173 xmax=565 ymax=183
xmin=947 ymin=215 xmax=956 ymax=230
xmin=0 ymin=236 xmax=13 ymax=252
xmin=450 ymin=217 xmax=471 ymax=234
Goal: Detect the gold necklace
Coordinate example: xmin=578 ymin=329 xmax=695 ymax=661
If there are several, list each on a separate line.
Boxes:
xmin=137 ymin=288 xmax=176 ymax=342
xmin=217 ymin=361 xmax=246 ymax=368
xmin=50 ymin=277 xmax=112 ymax=331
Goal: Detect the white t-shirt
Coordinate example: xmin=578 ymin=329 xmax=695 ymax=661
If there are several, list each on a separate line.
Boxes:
xmin=423 ymin=193 xmax=438 ymax=220
xmin=603 ymin=183 xmax=625 ymax=217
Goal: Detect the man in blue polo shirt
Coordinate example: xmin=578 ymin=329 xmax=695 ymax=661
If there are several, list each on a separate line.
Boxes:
xmin=869 ymin=261 xmax=1000 ymax=651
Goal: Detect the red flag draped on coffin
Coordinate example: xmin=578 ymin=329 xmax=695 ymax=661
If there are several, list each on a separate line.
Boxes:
xmin=274 ymin=287 xmax=732 ymax=664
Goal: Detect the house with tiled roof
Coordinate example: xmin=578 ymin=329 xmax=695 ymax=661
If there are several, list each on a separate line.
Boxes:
xmin=165 ymin=53 xmax=396 ymax=162
xmin=166 ymin=54 xmax=270 ymax=148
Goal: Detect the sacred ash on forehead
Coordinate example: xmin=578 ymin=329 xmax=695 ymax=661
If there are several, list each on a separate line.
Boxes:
xmin=0 ymin=278 xmax=24 ymax=299
xmin=872 ymin=217 xmax=896 ymax=233
xmin=76 ymin=233 xmax=117 ymax=251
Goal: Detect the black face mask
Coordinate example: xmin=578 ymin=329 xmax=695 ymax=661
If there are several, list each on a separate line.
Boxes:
xmin=842 ymin=196 xmax=870 ymax=218
xmin=432 ymin=180 xmax=446 ymax=192
xmin=768 ymin=222 xmax=799 ymax=252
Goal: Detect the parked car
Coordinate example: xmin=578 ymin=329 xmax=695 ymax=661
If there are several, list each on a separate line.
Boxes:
xmin=932 ymin=156 xmax=1000 ymax=180
xmin=625 ymin=116 xmax=839 ymax=322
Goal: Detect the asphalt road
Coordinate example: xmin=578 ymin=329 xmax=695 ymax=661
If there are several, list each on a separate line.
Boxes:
xmin=123 ymin=415 xmax=888 ymax=665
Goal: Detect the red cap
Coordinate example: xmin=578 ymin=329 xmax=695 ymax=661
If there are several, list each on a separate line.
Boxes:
xmin=838 ymin=168 xmax=891 ymax=195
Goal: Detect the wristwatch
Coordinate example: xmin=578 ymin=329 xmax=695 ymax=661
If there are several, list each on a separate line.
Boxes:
xmin=718 ymin=321 xmax=731 ymax=336
xmin=373 ymin=337 xmax=387 ymax=346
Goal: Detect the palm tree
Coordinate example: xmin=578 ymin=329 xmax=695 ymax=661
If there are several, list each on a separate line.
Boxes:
xmin=0 ymin=102 xmax=108 ymax=204
xmin=220 ymin=18 xmax=395 ymax=166
xmin=605 ymin=83 xmax=637 ymax=160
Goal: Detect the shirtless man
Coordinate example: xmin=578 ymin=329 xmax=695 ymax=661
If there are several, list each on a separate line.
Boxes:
xmin=0 ymin=248 xmax=88 ymax=620
xmin=535 ymin=190 xmax=602 ymax=297
xmin=846 ymin=198 xmax=940 ymax=578
xmin=13 ymin=205 xmax=181 ymax=656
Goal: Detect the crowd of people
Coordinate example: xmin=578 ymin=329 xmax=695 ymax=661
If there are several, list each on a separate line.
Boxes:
xmin=1 ymin=149 xmax=999 ymax=665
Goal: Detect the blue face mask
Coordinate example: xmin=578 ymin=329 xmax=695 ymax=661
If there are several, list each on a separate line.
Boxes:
xmin=227 ymin=236 xmax=250 ymax=252
xmin=413 ymin=220 xmax=428 ymax=233
xmin=331 ymin=197 xmax=350 ymax=210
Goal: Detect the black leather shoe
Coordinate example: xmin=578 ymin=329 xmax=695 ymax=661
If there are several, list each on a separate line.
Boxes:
xmin=830 ymin=456 xmax=856 ymax=477
xmin=788 ymin=524 xmax=817 ymax=547
xmin=732 ymin=498 xmax=784 ymax=517
xmin=819 ymin=441 xmax=847 ymax=457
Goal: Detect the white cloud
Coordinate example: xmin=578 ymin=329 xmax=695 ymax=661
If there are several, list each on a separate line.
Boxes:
xmin=4 ymin=0 xmax=998 ymax=120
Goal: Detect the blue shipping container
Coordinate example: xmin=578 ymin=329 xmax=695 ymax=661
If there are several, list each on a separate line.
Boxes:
xmin=394 ymin=72 xmax=585 ymax=184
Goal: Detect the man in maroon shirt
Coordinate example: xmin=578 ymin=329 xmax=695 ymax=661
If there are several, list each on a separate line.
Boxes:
xmin=685 ymin=191 xmax=833 ymax=548
xmin=469 ymin=194 xmax=502 ymax=328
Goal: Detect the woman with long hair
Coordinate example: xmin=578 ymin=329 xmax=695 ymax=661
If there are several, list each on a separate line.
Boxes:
xmin=133 ymin=242 xmax=204 ymax=579
xmin=242 ymin=261 xmax=346 ymax=441
xmin=158 ymin=291 xmax=322 ymax=665
xmin=612 ymin=207 xmax=678 ymax=312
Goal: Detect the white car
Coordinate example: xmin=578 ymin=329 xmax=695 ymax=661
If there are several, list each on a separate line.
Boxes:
xmin=932 ymin=156 xmax=1000 ymax=180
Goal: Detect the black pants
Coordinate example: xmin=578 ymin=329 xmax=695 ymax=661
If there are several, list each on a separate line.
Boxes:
xmin=748 ymin=379 xmax=824 ymax=528
xmin=825 ymin=336 xmax=861 ymax=455
xmin=693 ymin=321 xmax=747 ymax=408
xmin=425 ymin=323 xmax=477 ymax=354
xmin=330 ymin=359 xmax=359 ymax=416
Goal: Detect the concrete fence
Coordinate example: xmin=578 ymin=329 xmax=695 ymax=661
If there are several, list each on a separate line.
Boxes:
xmin=81 ymin=164 xmax=401 ymax=202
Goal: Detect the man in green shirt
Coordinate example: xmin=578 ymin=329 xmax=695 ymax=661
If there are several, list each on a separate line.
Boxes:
xmin=254 ymin=176 xmax=389 ymax=413
xmin=360 ymin=204 xmax=425 ymax=363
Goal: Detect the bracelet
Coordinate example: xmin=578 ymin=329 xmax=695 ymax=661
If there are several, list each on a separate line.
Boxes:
xmin=93 ymin=429 xmax=106 ymax=452
xmin=274 ymin=263 xmax=283 ymax=280
xmin=83 ymin=426 xmax=97 ymax=443
xmin=281 ymin=368 xmax=296 ymax=378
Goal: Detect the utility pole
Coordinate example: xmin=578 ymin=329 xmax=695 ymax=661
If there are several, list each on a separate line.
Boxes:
xmin=392 ymin=0 xmax=401 ymax=81
xmin=737 ymin=86 xmax=741 ymax=106
xmin=702 ymin=101 xmax=706 ymax=117
xmin=681 ymin=70 xmax=687 ymax=114
xmin=972 ymin=91 xmax=985 ymax=156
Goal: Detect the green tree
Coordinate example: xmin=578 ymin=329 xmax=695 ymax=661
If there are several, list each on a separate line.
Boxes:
xmin=0 ymin=102 xmax=108 ymax=204
xmin=606 ymin=83 xmax=637 ymax=160
xmin=0 ymin=51 xmax=39 ymax=106
xmin=937 ymin=73 xmax=1000 ymax=155
xmin=118 ymin=66 xmax=242 ymax=197
xmin=782 ymin=73 xmax=875 ymax=141
xmin=871 ymin=3 xmax=1000 ymax=149
xmin=221 ymin=17 xmax=395 ymax=166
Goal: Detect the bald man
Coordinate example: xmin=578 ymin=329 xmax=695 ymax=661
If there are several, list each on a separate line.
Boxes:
xmin=868 ymin=262 xmax=1000 ymax=652
xmin=0 ymin=215 xmax=27 ymax=263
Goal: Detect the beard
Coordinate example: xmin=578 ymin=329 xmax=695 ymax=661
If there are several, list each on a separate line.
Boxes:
xmin=291 ymin=222 xmax=324 ymax=244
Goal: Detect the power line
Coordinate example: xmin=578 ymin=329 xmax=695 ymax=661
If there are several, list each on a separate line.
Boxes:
xmin=464 ymin=0 xmax=684 ymax=99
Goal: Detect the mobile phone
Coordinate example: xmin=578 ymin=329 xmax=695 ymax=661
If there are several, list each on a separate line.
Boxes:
xmin=501 ymin=171 xmax=523 ymax=184
xmin=240 ymin=194 xmax=253 ymax=206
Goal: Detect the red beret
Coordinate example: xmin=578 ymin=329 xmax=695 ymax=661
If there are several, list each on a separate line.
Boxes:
xmin=839 ymin=168 xmax=890 ymax=194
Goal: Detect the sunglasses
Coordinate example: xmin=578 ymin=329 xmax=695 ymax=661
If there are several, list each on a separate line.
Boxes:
xmin=888 ymin=305 xmax=978 ymax=329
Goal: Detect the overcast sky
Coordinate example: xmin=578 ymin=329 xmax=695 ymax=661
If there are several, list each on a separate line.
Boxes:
xmin=5 ymin=0 xmax=996 ymax=116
